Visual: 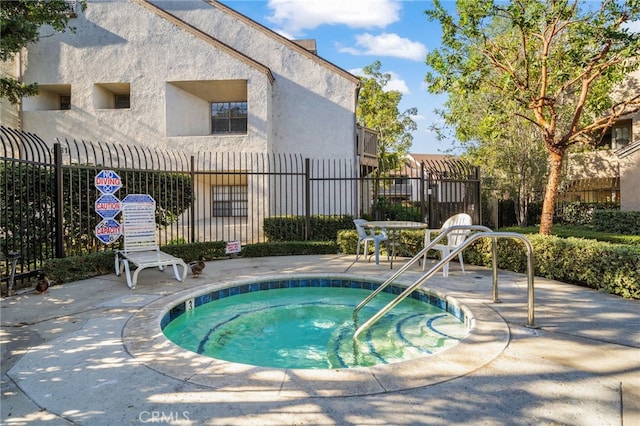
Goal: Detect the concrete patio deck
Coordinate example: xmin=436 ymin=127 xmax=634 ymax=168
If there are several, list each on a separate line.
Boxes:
xmin=1 ymin=254 xmax=639 ymax=425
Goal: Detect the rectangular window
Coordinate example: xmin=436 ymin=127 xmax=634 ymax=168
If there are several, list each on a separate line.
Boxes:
xmin=612 ymin=120 xmax=632 ymax=150
xmin=60 ymin=95 xmax=71 ymax=110
xmin=212 ymin=185 xmax=248 ymax=217
xmin=114 ymin=94 xmax=130 ymax=109
xmin=211 ymin=101 xmax=247 ymax=134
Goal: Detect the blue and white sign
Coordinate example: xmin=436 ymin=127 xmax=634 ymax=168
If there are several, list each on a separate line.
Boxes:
xmin=95 ymin=194 xmax=121 ymax=219
xmin=95 ymin=218 xmax=122 ymax=244
xmin=122 ymin=193 xmax=155 ymax=205
xmin=95 ymin=170 xmax=122 ymax=195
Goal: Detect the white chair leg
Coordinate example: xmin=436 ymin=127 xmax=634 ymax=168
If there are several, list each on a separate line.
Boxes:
xmin=441 ymin=248 xmax=449 ymax=277
xmin=459 ymin=253 xmax=465 ymax=274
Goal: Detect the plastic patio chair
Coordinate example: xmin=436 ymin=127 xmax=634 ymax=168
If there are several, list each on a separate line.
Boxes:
xmin=354 ymin=219 xmax=389 ymax=264
xmin=422 ymin=213 xmax=472 ymax=276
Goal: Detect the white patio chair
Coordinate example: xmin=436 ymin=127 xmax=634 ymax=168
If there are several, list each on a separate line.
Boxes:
xmin=422 ymin=213 xmax=472 ymax=277
xmin=354 ymin=219 xmax=389 ymax=264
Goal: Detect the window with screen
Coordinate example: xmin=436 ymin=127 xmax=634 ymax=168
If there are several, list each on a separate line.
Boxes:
xmin=212 ymin=185 xmax=248 ymax=217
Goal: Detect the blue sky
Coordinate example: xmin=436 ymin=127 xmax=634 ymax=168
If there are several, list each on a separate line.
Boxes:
xmin=220 ymin=0 xmax=455 ymax=154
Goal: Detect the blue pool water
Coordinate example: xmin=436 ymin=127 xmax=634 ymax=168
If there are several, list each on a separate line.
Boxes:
xmin=162 ymin=278 xmax=469 ymax=369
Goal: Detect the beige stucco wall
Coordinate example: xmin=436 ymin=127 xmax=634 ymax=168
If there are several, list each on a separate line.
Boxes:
xmin=0 ymin=57 xmax=20 ymax=128
xmin=565 ymin=150 xmax=620 ymax=181
xmin=161 ymin=1 xmax=358 ymax=158
xmin=619 ymin=149 xmax=640 ymax=211
xmin=11 ymin=0 xmax=358 ymax=161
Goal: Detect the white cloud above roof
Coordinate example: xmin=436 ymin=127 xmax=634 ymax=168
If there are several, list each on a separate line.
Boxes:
xmin=349 ymin=68 xmax=410 ymax=95
xmin=338 ymin=32 xmax=428 ymax=61
xmin=266 ymin=0 xmax=401 ymax=34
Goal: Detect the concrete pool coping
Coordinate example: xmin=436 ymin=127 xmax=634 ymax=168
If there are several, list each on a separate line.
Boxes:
xmin=123 ymin=273 xmax=509 ymax=397
xmin=2 ymin=254 xmax=639 ymax=425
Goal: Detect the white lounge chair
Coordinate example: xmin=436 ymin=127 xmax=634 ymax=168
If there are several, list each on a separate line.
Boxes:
xmin=115 ymin=195 xmax=188 ymax=289
xmin=422 ymin=213 xmax=472 ymax=277
xmin=354 ymin=219 xmax=389 ymax=265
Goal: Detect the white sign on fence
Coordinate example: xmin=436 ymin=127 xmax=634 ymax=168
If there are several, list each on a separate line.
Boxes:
xmin=121 ymin=194 xmax=157 ymax=249
xmin=225 ymin=241 xmax=241 ymax=254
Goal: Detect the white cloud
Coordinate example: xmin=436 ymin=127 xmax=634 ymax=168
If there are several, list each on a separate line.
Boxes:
xmin=266 ymin=0 xmax=401 ymax=35
xmin=622 ymin=20 xmax=640 ymax=33
xmin=385 ymin=71 xmax=410 ymax=94
xmin=348 ymin=68 xmax=410 ymax=94
xmin=338 ymin=32 xmax=427 ymax=61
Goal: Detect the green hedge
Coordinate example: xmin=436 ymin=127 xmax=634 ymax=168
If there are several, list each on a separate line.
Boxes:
xmin=500 ymin=225 xmax=640 ymax=246
xmin=161 ymin=241 xmax=227 ymax=262
xmin=43 ymin=251 xmax=116 ymax=285
xmin=42 ymin=240 xmax=337 ymax=284
xmin=337 ymin=229 xmax=425 ymax=256
xmin=263 ymin=215 xmax=354 ymax=241
xmin=593 ymin=210 xmax=640 ymax=235
xmin=241 ymin=241 xmax=338 ymax=257
xmin=337 ymin=230 xmax=640 ymax=299
xmin=465 ymin=236 xmax=639 ymax=299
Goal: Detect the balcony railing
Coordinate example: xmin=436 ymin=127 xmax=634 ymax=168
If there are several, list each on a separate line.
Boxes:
xmin=356 ymin=125 xmax=378 ymax=168
xmin=378 ymin=183 xmax=413 ymax=198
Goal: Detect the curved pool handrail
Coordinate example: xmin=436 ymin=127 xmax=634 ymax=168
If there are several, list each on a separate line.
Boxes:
xmin=353 ymin=231 xmax=536 ymax=342
xmin=353 ymin=225 xmax=493 ymax=322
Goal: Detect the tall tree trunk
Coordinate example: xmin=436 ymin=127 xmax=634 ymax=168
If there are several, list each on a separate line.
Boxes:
xmin=540 ymin=150 xmax=565 ymax=235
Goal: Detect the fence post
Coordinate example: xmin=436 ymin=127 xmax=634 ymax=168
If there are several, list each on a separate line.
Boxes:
xmin=304 ymin=158 xmax=311 ymax=240
xmin=420 ymin=163 xmax=426 ymax=222
xmin=54 ymin=143 xmax=65 ymax=258
xmin=190 ymin=155 xmax=196 ymax=244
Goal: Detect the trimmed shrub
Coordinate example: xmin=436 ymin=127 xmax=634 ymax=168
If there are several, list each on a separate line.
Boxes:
xmin=241 ymin=241 xmax=338 ymax=257
xmin=263 ymin=215 xmax=354 ymax=242
xmin=161 ymin=241 xmax=227 ymax=262
xmin=43 ymin=251 xmax=115 ymax=285
xmin=465 ymin=235 xmax=639 ymax=299
xmin=338 ymin=229 xmax=640 ymax=299
xmin=593 ymin=210 xmax=640 ymax=235
xmin=337 ymin=229 xmax=425 ymax=257
xmin=554 ymin=202 xmax=618 ymax=226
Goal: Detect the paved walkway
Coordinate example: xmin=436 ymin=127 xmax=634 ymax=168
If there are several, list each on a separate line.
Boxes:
xmin=1 ymin=255 xmax=639 ymax=425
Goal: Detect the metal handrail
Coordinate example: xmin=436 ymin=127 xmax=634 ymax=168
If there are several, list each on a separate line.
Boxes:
xmin=353 ymin=225 xmax=493 ymax=322
xmin=352 ymin=231 xmax=536 ymax=342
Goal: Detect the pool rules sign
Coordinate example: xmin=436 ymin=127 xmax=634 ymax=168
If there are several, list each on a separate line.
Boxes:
xmin=94 ymin=170 xmax=122 ymax=244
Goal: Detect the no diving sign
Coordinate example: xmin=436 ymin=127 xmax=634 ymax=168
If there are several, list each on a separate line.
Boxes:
xmin=95 ymin=170 xmax=122 ymax=195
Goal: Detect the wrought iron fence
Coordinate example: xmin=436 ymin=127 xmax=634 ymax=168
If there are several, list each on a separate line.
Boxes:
xmin=1 ymin=126 xmax=480 ymax=280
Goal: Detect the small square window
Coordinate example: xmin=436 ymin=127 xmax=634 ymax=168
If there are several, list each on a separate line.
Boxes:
xmin=212 ymin=185 xmax=248 ymax=217
xmin=211 ymin=101 xmax=247 ymax=134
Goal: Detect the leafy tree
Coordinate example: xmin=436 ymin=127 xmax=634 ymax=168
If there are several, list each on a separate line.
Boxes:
xmin=357 ymin=61 xmax=417 ymax=168
xmin=425 ymin=0 xmax=640 ymax=234
xmin=1 ymin=0 xmax=86 ymax=104
xmin=434 ymin=79 xmax=549 ymax=226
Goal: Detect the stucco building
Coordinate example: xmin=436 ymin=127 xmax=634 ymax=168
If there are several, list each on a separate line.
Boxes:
xmin=1 ymin=0 xmax=363 ymax=161
xmin=1 ymin=0 xmax=382 ymax=244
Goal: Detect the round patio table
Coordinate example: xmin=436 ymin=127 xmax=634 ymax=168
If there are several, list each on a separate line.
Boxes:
xmin=364 ymin=221 xmax=428 ymax=268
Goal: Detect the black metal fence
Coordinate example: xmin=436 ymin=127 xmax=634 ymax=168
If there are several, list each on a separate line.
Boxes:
xmin=1 ymin=126 xmax=480 ymax=280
